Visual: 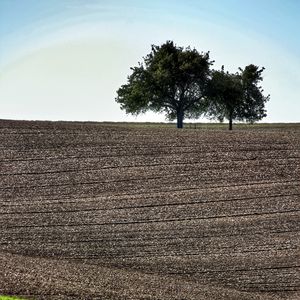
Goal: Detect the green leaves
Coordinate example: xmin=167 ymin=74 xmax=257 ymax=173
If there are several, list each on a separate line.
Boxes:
xmin=206 ymin=65 xmax=269 ymax=129
xmin=116 ymin=41 xmax=212 ymax=127
xmin=116 ymin=41 xmax=269 ymax=129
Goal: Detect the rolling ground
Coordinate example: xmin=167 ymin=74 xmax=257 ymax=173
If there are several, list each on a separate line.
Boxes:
xmin=0 ymin=120 xmax=299 ymax=299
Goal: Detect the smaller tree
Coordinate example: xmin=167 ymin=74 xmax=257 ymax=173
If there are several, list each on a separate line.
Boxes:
xmin=239 ymin=64 xmax=270 ymax=124
xmin=206 ymin=65 xmax=269 ymax=130
xmin=206 ymin=67 xmax=243 ymax=130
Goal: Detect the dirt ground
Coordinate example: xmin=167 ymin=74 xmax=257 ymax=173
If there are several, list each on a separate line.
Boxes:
xmin=0 ymin=120 xmax=299 ymax=299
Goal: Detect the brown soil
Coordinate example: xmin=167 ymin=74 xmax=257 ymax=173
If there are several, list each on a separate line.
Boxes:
xmin=0 ymin=119 xmax=299 ymax=299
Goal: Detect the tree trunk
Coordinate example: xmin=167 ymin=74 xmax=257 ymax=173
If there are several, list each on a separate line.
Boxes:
xmin=229 ymin=116 xmax=233 ymax=130
xmin=229 ymin=118 xmax=232 ymax=130
xmin=177 ymin=109 xmax=184 ymax=129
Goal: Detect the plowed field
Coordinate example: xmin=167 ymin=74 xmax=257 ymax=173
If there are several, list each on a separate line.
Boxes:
xmin=0 ymin=120 xmax=299 ymax=299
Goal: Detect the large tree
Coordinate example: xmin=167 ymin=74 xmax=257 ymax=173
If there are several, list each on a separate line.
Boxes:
xmin=116 ymin=41 xmax=213 ymax=128
xmin=206 ymin=65 xmax=270 ymax=130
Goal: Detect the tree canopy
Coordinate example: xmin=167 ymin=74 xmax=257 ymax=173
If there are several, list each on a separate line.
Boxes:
xmin=206 ymin=65 xmax=270 ymax=130
xmin=116 ymin=41 xmax=213 ymax=128
xmin=116 ymin=41 xmax=270 ymax=129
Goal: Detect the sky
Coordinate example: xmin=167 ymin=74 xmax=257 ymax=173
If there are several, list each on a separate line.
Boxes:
xmin=0 ymin=0 xmax=299 ymax=123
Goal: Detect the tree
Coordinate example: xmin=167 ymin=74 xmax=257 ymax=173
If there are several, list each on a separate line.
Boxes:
xmin=239 ymin=64 xmax=270 ymax=124
xmin=206 ymin=65 xmax=269 ymax=130
xmin=116 ymin=41 xmax=213 ymax=128
xmin=206 ymin=67 xmax=243 ymax=130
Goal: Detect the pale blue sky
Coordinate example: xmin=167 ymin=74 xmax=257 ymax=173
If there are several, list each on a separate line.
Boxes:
xmin=0 ymin=0 xmax=299 ymax=122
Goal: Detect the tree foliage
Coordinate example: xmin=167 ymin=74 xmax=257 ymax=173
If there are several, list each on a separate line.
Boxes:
xmin=116 ymin=41 xmax=213 ymax=128
xmin=239 ymin=64 xmax=270 ymax=123
xmin=206 ymin=65 xmax=269 ymax=130
xmin=116 ymin=41 xmax=270 ymax=129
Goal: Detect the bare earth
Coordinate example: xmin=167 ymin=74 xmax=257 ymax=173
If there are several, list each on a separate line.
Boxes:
xmin=0 ymin=120 xmax=299 ymax=299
